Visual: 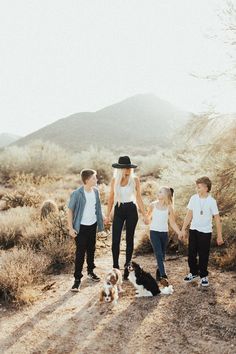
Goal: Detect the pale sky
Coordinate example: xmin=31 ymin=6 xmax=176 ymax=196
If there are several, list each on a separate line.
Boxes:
xmin=0 ymin=0 xmax=235 ymax=136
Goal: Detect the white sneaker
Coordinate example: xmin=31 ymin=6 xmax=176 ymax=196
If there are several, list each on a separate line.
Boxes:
xmin=200 ymin=277 xmax=209 ymax=287
xmin=184 ymin=273 xmax=199 ymax=282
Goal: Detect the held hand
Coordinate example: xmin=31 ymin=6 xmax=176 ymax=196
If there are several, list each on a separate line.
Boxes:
xmin=104 ymin=216 xmax=111 ymax=225
xmin=144 ymin=215 xmax=150 ymax=225
xmin=181 ymin=229 xmax=187 ymax=240
xmin=217 ymin=236 xmax=224 ymax=246
xmin=177 ymin=230 xmax=183 ymax=240
xmin=69 ymin=228 xmax=77 ymax=238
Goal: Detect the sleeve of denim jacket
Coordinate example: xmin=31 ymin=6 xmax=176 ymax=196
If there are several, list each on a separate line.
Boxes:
xmin=67 ymin=191 xmax=77 ymax=211
xmin=95 ymin=189 xmax=104 ymax=217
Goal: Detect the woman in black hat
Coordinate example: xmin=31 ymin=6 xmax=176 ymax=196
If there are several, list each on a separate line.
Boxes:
xmin=105 ymin=156 xmax=148 ymax=279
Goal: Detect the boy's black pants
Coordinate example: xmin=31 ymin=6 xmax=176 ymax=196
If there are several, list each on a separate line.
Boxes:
xmin=188 ymin=229 xmax=211 ymax=278
xmin=74 ymin=222 xmax=97 ymax=280
xmin=112 ymin=202 xmax=138 ymax=269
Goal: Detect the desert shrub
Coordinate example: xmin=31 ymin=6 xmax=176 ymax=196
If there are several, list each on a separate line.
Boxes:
xmin=212 ymin=243 xmax=236 ymax=270
xmin=135 ymin=152 xmax=167 ymax=178
xmin=19 ymin=221 xmax=46 ymax=249
xmin=0 ymin=140 xmax=72 ymax=181
xmin=40 ymin=199 xmax=59 ymax=220
xmin=98 ymin=183 xmax=109 ymax=205
xmin=7 ymin=172 xmax=59 ymax=188
xmin=213 ymin=164 xmax=236 ymax=216
xmin=211 ymin=215 xmax=236 ymax=270
xmin=0 ymin=187 xmax=7 ymax=200
xmin=40 ymin=210 xmax=75 ymax=271
xmin=0 ymin=207 xmax=37 ymax=249
xmin=0 ymin=247 xmax=49 ymax=304
xmin=2 ymin=189 xmax=42 ymax=209
xmin=141 ymin=179 xmax=158 ymax=200
xmin=134 ymin=230 xmax=153 ymax=256
xmin=71 ymin=146 xmax=115 ymax=184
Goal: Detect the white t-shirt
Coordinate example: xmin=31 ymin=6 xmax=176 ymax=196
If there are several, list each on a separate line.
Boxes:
xmin=150 ymin=202 xmax=169 ymax=232
xmin=80 ymin=189 xmax=97 ymax=226
xmin=187 ymin=194 xmax=219 ymax=233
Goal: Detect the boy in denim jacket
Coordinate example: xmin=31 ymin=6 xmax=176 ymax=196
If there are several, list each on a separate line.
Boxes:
xmin=68 ymin=169 xmax=104 ymax=291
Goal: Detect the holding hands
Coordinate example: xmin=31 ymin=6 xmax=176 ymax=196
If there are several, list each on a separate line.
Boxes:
xmin=143 ymin=214 xmax=150 ymax=225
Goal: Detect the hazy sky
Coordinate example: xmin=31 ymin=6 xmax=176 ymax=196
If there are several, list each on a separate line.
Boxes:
xmin=0 ymin=0 xmax=235 ymax=136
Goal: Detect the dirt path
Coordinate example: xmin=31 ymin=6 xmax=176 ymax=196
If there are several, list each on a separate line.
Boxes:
xmin=0 ymin=250 xmax=236 ymax=354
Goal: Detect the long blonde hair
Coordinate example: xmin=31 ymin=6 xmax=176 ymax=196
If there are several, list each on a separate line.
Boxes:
xmin=159 ymin=186 xmax=174 ymax=207
xmin=113 ymin=168 xmax=136 ymax=206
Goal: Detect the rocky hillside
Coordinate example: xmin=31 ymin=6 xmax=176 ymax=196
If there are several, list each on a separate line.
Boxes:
xmin=12 ymin=94 xmax=192 ymax=152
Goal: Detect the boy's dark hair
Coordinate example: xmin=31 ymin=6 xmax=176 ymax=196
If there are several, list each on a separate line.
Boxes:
xmin=80 ymin=169 xmax=96 ymax=184
xmin=196 ymin=176 xmax=212 ymax=192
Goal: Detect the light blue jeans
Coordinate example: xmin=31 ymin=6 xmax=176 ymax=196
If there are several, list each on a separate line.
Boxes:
xmin=150 ymin=230 xmax=169 ymax=277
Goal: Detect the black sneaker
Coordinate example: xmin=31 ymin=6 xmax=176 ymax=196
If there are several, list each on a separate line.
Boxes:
xmin=87 ymin=271 xmax=100 ymax=282
xmin=162 ymin=274 xmax=168 ymax=279
xmin=71 ymin=280 xmax=81 ymax=292
xmin=123 ymin=267 xmax=129 ymax=281
xmin=184 ymin=273 xmax=199 ymax=282
xmin=156 ymin=269 xmax=161 ymax=281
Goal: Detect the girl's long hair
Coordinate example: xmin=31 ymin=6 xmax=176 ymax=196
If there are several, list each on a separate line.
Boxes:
xmin=113 ymin=168 xmax=136 ymax=206
xmin=160 ymin=186 xmax=174 ymax=207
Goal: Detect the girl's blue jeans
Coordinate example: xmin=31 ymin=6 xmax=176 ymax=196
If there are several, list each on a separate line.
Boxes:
xmin=150 ymin=230 xmax=169 ymax=277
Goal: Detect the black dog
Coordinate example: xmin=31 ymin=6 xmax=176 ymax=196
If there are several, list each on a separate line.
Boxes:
xmin=127 ymin=261 xmax=161 ymax=296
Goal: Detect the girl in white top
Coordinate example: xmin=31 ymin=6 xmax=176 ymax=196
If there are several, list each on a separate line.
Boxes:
xmin=147 ymin=186 xmax=182 ymax=281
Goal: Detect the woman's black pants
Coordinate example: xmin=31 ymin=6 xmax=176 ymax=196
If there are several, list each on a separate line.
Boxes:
xmin=112 ymin=202 xmax=138 ymax=269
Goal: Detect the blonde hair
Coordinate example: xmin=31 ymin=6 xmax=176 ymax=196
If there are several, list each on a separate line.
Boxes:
xmin=159 ymin=186 xmax=174 ymax=207
xmin=113 ymin=168 xmax=136 ymax=206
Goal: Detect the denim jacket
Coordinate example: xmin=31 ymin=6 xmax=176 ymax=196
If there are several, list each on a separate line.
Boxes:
xmin=67 ymin=186 xmax=104 ymax=233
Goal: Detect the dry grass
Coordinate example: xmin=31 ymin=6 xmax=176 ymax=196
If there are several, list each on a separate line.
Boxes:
xmin=212 ymin=243 xmax=236 ymax=270
xmin=211 ymin=215 xmax=236 ymax=270
xmin=0 ymin=247 xmax=49 ymax=304
xmin=7 ymin=172 xmax=59 ymax=188
xmin=0 ymin=140 xmax=72 ymax=182
xmin=98 ymin=183 xmax=109 ymax=205
xmin=2 ymin=189 xmax=43 ymax=209
xmin=141 ymin=179 xmax=158 ymax=200
xmin=134 ymin=230 xmax=153 ymax=256
xmin=70 ymin=146 xmax=115 ymax=184
xmin=39 ymin=211 xmax=75 ymax=271
xmin=135 ymin=151 xmax=167 ymax=178
xmin=0 ymin=207 xmax=37 ymax=249
xmin=40 ymin=199 xmax=59 ymax=220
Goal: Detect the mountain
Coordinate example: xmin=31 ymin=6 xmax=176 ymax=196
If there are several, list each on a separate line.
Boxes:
xmin=12 ymin=94 xmax=193 ymax=152
xmin=0 ymin=133 xmax=21 ymax=148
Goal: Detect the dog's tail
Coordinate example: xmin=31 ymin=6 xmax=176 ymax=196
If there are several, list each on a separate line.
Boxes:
xmin=160 ymin=285 xmax=174 ymax=295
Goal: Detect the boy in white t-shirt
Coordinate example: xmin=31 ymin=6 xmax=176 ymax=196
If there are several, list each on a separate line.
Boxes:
xmin=181 ymin=176 xmax=224 ymax=287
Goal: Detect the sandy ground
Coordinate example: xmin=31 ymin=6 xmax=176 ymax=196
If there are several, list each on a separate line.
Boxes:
xmin=0 ymin=248 xmax=236 ymax=354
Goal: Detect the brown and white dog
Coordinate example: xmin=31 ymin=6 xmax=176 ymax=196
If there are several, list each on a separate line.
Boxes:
xmin=100 ymin=268 xmax=123 ymax=305
xmin=105 ymin=268 xmax=123 ymax=292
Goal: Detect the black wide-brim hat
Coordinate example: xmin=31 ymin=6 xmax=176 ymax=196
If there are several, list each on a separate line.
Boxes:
xmin=112 ymin=156 xmax=137 ymax=169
